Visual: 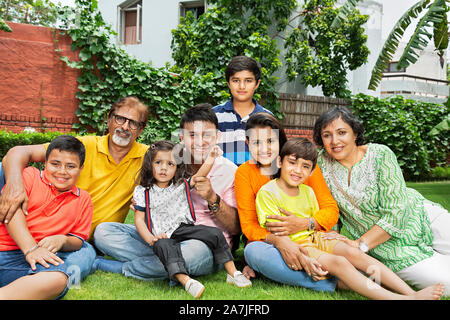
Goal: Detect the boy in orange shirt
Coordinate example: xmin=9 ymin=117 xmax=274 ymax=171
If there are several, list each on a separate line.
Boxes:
xmin=0 ymin=135 xmax=95 ymax=300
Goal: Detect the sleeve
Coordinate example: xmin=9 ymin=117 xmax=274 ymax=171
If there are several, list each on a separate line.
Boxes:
xmin=304 ymin=166 xmax=339 ymax=231
xmin=255 ymin=187 xmax=281 ymax=228
xmin=133 ymin=185 xmax=147 ymax=212
xmin=374 ymin=145 xmax=409 ymax=238
xmin=69 ymin=192 xmax=93 ymax=241
xmin=218 ymin=165 xmax=237 ymax=209
xmin=234 ymin=166 xmax=269 ymax=242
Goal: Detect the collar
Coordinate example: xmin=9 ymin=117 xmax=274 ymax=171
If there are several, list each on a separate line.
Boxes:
xmin=39 ymin=170 xmax=80 ymax=196
xmin=224 ymin=98 xmax=261 ymax=111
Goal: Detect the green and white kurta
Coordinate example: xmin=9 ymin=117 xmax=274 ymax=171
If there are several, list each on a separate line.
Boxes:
xmin=318 ymin=143 xmax=434 ymax=272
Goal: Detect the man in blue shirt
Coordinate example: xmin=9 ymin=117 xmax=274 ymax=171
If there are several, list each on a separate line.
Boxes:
xmin=213 ymin=56 xmax=272 ymax=166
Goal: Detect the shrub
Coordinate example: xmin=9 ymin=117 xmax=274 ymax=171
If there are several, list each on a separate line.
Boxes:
xmin=0 ymin=131 xmax=78 ymax=170
xmin=350 ymin=94 xmax=449 ymax=180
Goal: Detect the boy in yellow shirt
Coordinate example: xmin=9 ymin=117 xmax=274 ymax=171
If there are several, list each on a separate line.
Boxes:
xmin=255 ymin=137 xmax=444 ymax=300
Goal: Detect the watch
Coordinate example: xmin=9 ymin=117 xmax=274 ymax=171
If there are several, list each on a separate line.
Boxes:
xmin=358 ymin=238 xmax=369 ymax=253
xmin=208 ymin=194 xmax=221 ymax=213
xmin=308 ymin=217 xmax=315 ymax=231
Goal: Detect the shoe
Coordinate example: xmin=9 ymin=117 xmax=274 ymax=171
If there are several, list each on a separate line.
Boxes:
xmin=227 ymin=271 xmax=252 ymax=288
xmin=185 ymin=279 xmax=205 ymax=299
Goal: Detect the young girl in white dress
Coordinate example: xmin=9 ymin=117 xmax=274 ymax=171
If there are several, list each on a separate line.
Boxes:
xmin=133 ymin=140 xmax=251 ymax=298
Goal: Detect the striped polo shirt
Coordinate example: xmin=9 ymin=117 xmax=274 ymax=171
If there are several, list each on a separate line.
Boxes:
xmin=213 ymin=99 xmax=272 ymax=166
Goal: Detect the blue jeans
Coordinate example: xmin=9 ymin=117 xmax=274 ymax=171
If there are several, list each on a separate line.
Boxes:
xmin=244 ymin=241 xmax=338 ymax=292
xmin=93 ymin=222 xmax=220 ymax=281
xmin=0 ymin=241 xmax=96 ymax=299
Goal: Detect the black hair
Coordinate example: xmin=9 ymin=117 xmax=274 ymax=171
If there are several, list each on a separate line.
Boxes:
xmin=225 ymin=56 xmax=262 ymax=83
xmin=179 ymin=103 xmax=219 ymax=130
xmin=313 ymin=106 xmax=365 ymax=148
xmin=280 ymin=137 xmax=318 ymax=169
xmin=46 ymin=135 xmax=86 ymax=167
xmin=245 ymin=112 xmax=287 ymax=150
xmin=139 ymin=140 xmax=188 ymax=188
xmin=274 ymin=137 xmax=318 ymax=179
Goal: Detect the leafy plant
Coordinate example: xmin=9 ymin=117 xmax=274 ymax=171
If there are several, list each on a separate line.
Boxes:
xmin=284 ymin=0 xmax=369 ymax=98
xmin=350 ymin=93 xmax=449 ymax=180
xmin=368 ymin=0 xmax=449 ymax=90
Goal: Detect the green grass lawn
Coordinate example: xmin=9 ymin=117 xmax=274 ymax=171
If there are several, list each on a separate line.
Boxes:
xmin=63 ymin=181 xmax=450 ymax=300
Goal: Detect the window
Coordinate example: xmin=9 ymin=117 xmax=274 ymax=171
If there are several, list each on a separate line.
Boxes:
xmin=180 ymin=1 xmax=205 ymax=20
xmin=384 ymin=61 xmax=406 ymax=73
xmin=117 ymin=0 xmax=142 ymax=45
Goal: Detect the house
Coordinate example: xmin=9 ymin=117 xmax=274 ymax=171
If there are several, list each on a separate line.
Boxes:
xmin=97 ymin=0 xmax=448 ymax=102
xmin=380 ymin=42 xmax=449 ymax=104
xmin=98 ymin=0 xmax=206 ymax=67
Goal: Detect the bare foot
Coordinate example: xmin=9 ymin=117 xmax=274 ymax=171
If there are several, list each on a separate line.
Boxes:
xmin=242 ymin=265 xmax=256 ymax=279
xmin=411 ymin=283 xmax=444 ymax=300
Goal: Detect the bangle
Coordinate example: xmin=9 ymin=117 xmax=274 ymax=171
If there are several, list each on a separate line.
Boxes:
xmin=25 ymin=244 xmax=39 ymax=257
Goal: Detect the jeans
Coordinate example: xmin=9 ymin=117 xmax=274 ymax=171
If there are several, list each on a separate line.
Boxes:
xmin=244 ymin=241 xmax=337 ymax=292
xmin=0 ymin=241 xmax=96 ymax=299
xmin=93 ymin=222 xmax=220 ymax=281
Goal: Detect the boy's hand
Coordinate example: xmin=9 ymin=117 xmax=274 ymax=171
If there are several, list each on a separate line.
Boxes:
xmin=25 ymin=246 xmax=64 ymax=271
xmin=38 ymin=235 xmax=67 ymax=253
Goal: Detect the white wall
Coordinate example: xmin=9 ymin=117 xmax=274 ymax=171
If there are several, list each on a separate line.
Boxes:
xmin=98 ymin=0 xmax=187 ymax=67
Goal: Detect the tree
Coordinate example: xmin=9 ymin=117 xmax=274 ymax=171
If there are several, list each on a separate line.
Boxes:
xmin=0 ymin=16 xmax=12 ymax=32
xmin=284 ymin=0 xmax=369 ymax=98
xmin=171 ymin=0 xmax=369 ymax=106
xmin=0 ymin=0 xmax=59 ymax=27
xmin=367 ymin=0 xmax=449 ymax=90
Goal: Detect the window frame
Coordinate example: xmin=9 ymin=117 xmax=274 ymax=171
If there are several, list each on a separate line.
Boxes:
xmin=117 ymin=0 xmax=142 ymax=45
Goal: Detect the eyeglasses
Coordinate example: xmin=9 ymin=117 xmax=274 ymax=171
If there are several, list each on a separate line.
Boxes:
xmin=112 ymin=114 xmax=144 ymax=130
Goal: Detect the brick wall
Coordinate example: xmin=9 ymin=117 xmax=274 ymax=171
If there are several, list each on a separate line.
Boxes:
xmin=0 ymin=22 xmax=80 ymax=133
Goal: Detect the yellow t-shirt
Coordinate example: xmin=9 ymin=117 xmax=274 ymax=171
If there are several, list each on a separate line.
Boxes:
xmin=255 ymin=179 xmax=319 ymax=242
xmin=45 ymin=135 xmax=148 ymax=237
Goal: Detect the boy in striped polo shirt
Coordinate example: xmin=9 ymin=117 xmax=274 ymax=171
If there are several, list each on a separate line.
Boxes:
xmin=213 ymin=56 xmax=272 ymax=166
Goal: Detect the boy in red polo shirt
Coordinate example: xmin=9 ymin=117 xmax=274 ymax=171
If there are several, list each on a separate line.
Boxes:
xmin=0 ymin=135 xmax=94 ymax=300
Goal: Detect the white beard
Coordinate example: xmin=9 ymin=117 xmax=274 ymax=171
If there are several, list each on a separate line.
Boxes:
xmin=112 ymin=129 xmax=132 ymax=146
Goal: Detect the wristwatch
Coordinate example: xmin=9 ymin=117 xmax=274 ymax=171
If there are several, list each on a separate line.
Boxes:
xmin=208 ymin=194 xmax=221 ymax=213
xmin=308 ymin=217 xmax=315 ymax=231
xmin=358 ymin=238 xmax=369 ymax=253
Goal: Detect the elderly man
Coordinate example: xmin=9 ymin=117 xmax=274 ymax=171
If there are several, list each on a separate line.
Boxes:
xmin=0 ymin=96 xmax=149 ymax=236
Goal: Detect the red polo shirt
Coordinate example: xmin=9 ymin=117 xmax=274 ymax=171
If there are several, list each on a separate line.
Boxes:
xmin=0 ymin=167 xmax=93 ymax=251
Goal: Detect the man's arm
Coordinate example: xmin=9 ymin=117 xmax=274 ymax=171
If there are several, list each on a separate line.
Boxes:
xmin=0 ymin=145 xmax=46 ymax=224
xmin=192 ymin=176 xmax=240 ymax=235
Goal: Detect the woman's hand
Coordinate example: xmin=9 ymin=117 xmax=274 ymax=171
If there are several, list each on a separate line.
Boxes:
xmin=322 ymin=231 xmax=358 ymax=248
xmin=265 ymin=208 xmax=308 ymax=236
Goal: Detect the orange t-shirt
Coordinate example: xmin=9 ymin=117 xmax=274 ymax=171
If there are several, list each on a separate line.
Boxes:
xmin=0 ymin=167 xmax=93 ymax=251
xmin=235 ymin=160 xmax=339 ymax=243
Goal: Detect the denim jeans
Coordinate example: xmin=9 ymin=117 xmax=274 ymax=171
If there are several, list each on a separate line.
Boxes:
xmin=0 ymin=241 xmax=96 ymax=299
xmin=244 ymin=241 xmax=338 ymax=292
xmin=93 ymin=222 xmax=220 ymax=281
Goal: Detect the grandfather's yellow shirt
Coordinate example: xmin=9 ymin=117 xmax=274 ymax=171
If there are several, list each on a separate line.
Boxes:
xmin=46 ymin=135 xmax=148 ymax=237
xmin=255 ymin=179 xmax=319 ymax=242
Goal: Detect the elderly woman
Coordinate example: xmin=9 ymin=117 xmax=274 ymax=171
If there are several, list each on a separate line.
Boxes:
xmin=314 ymin=106 xmax=450 ymax=295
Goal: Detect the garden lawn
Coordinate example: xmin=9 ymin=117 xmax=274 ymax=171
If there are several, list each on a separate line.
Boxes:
xmin=64 ymin=181 xmax=450 ymax=300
